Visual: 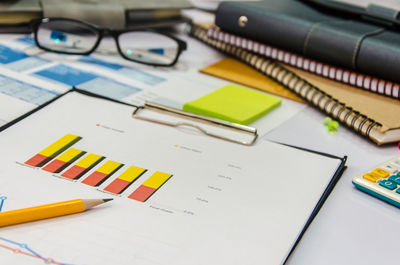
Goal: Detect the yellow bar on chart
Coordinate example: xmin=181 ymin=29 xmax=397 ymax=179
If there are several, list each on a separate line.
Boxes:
xmin=76 ymin=154 xmax=104 ymax=168
xmin=57 ymin=148 xmax=83 ymax=162
xmin=103 ymin=166 xmax=146 ymax=194
xmin=142 ymin=171 xmax=172 ymax=189
xmin=39 ymin=134 xmax=80 ymax=157
xmin=97 ymin=161 xmax=122 ymax=175
xmin=82 ymin=161 xmax=123 ymax=187
xmin=25 ymin=134 xmax=81 ymax=167
xmin=118 ymin=166 xmax=146 ymax=182
xmin=128 ymin=171 xmax=172 ymax=202
xmin=61 ymin=153 xmax=104 ymax=180
xmin=42 ymin=148 xmax=85 ymax=173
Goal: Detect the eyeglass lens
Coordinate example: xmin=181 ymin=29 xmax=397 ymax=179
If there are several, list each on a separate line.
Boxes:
xmin=36 ymin=19 xmax=181 ymax=66
xmin=118 ymin=32 xmax=180 ymax=65
xmin=36 ymin=20 xmax=99 ymax=54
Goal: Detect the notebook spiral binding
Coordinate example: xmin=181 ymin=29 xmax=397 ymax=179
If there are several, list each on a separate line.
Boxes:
xmin=207 ymin=27 xmax=400 ymax=100
xmin=190 ymin=25 xmax=381 ymax=140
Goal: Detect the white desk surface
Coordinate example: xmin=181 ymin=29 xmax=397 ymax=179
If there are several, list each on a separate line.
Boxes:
xmin=1 ymin=4 xmax=399 ymax=263
xmin=265 ymin=107 xmax=400 ymax=265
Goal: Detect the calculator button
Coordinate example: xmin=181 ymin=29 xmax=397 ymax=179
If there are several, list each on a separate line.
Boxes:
xmin=363 ymin=173 xmax=381 ymax=182
xmin=389 ymin=175 xmax=400 ymax=185
xmin=389 ymin=162 xmax=400 ymax=170
xmin=372 ymin=168 xmax=390 ymax=178
xmin=379 ymin=179 xmax=398 ymax=190
xmin=381 ymin=165 xmax=398 ymax=174
xmin=391 ymin=159 xmax=400 ymax=168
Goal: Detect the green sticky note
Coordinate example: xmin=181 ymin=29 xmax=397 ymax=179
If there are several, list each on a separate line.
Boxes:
xmin=183 ymin=84 xmax=281 ymax=125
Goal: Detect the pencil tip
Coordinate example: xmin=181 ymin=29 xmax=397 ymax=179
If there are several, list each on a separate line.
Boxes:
xmin=103 ymin=198 xmax=113 ymax=203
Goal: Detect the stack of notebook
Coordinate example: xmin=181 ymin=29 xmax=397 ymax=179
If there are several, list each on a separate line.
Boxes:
xmin=0 ymin=0 xmax=192 ymax=32
xmin=190 ymin=0 xmax=400 ymax=145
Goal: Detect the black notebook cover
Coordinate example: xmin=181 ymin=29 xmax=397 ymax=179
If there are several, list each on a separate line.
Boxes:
xmin=215 ymin=0 xmax=400 ymax=84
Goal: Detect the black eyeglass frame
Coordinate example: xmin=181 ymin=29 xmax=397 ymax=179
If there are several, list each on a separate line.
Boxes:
xmin=30 ymin=18 xmax=187 ymax=67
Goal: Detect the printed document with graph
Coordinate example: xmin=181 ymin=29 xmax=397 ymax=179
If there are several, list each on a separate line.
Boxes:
xmin=0 ymin=91 xmax=345 ymax=265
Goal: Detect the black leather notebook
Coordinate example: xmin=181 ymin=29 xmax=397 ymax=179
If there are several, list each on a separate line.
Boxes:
xmin=215 ymin=0 xmax=400 ymax=84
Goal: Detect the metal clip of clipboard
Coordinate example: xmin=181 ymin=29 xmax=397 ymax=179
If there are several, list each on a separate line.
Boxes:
xmin=132 ymin=101 xmax=258 ymax=146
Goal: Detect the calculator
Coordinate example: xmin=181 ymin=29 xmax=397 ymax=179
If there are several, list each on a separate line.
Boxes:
xmin=352 ymin=156 xmax=400 ymax=208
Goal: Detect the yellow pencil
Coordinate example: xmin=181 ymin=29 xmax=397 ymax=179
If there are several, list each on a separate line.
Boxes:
xmin=0 ymin=198 xmax=112 ymax=227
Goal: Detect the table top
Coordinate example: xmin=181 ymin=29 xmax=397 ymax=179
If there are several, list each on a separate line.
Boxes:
xmin=265 ymin=106 xmax=399 ymax=265
xmin=1 ymin=3 xmax=399 ymax=263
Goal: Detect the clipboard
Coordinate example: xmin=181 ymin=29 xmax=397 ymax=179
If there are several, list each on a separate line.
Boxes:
xmin=132 ymin=101 xmax=258 ymax=146
xmin=0 ymin=89 xmax=347 ymax=265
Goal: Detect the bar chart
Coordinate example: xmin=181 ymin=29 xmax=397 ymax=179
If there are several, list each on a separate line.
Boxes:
xmin=24 ymin=134 xmax=81 ymax=167
xmin=24 ymin=134 xmax=172 ymax=202
xmin=104 ymin=166 xmax=146 ymax=194
xmin=128 ymin=171 xmax=172 ymax=202
xmin=82 ymin=161 xmax=123 ymax=187
xmin=61 ymin=153 xmax=104 ymax=180
xmin=42 ymin=148 xmax=85 ymax=173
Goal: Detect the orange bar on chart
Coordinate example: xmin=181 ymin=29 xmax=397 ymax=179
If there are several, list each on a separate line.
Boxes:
xmin=42 ymin=148 xmax=85 ymax=173
xmin=61 ymin=153 xmax=104 ymax=180
xmin=25 ymin=134 xmax=81 ymax=167
xmin=104 ymin=166 xmax=146 ymax=194
xmin=128 ymin=171 xmax=172 ymax=202
xmin=82 ymin=161 xmax=123 ymax=187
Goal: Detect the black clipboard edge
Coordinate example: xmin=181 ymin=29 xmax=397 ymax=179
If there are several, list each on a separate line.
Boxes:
xmin=0 ymin=88 xmax=138 ymax=133
xmin=276 ymin=141 xmax=347 ymax=264
xmin=0 ymin=89 xmax=69 ymax=132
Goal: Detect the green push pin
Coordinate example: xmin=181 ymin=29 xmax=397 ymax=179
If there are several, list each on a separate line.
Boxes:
xmin=323 ymin=117 xmax=332 ymax=126
xmin=327 ymin=120 xmax=339 ymax=132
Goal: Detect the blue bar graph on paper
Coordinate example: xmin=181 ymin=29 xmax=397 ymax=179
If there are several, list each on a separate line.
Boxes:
xmin=0 ymin=44 xmax=28 ymax=64
xmin=79 ymin=56 xmax=165 ymax=86
xmin=6 ymin=57 xmax=50 ymax=72
xmin=16 ymin=36 xmax=36 ymax=46
xmin=79 ymin=56 xmax=124 ymax=70
xmin=0 ymin=75 xmax=59 ymax=105
xmin=34 ymin=64 xmax=99 ymax=86
xmin=78 ymin=77 xmax=142 ymax=100
xmin=0 ymin=44 xmax=50 ymax=71
xmin=117 ymin=67 xmax=165 ymax=86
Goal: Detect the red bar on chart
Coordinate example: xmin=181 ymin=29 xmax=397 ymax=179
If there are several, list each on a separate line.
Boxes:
xmin=104 ymin=166 xmax=146 ymax=194
xmin=82 ymin=161 xmax=123 ymax=187
xmin=128 ymin=171 xmax=172 ymax=202
xmin=61 ymin=153 xmax=104 ymax=180
xmin=25 ymin=134 xmax=81 ymax=167
xmin=42 ymin=148 xmax=85 ymax=173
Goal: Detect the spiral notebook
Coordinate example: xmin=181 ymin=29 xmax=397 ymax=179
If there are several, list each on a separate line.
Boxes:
xmin=191 ymin=24 xmax=400 ymax=145
xmin=207 ymin=27 xmax=400 ymax=100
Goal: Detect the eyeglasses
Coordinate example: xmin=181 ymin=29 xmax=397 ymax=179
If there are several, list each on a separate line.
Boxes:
xmin=30 ymin=18 xmax=187 ymax=67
